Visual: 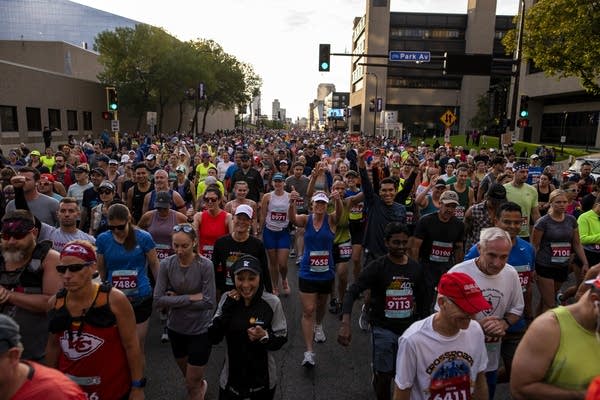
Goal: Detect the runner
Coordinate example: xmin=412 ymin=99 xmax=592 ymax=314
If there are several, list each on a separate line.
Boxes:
xmin=393 ymin=272 xmax=490 ymax=400
xmin=338 ymin=222 xmax=426 ymax=400
xmin=260 ymin=172 xmax=292 ymax=295
xmin=225 ymin=181 xmax=259 ymax=236
xmin=288 ymin=190 xmax=341 ymax=367
xmin=193 ymin=187 xmax=232 ymax=259
xmin=46 ymin=241 xmax=145 ymax=400
xmin=154 ymin=224 xmax=216 ymax=400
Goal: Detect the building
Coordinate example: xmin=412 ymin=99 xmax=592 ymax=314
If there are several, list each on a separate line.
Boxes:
xmin=308 ymin=84 xmax=336 ymax=131
xmin=512 ymin=0 xmax=600 ymax=148
xmin=271 ymin=99 xmax=286 ymax=121
xmin=0 ymin=0 xmax=234 ymax=152
xmin=349 ymin=0 xmax=514 ymax=137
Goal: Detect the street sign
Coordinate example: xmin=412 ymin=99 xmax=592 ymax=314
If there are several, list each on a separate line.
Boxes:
xmin=560 ymin=136 xmax=566 ymax=143
xmin=389 ymin=51 xmax=431 ymax=62
xmin=440 ymin=110 xmax=457 ymax=127
xmin=147 ymin=111 xmax=157 ymax=126
xmin=111 ymin=119 xmax=119 ymax=132
xmin=376 ymin=98 xmax=383 ymax=112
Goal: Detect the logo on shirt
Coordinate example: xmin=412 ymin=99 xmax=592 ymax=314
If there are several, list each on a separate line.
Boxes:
xmin=59 ymin=331 xmax=105 ymax=360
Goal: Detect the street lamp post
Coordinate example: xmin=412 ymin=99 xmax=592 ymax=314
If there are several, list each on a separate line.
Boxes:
xmin=367 ymin=72 xmax=378 ymax=136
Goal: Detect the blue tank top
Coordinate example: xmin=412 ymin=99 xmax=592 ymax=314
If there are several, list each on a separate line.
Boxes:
xmin=300 ymin=214 xmax=335 ymax=281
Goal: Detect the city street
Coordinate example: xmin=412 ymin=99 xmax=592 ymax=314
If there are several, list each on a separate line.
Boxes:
xmin=144 ymin=258 xmax=513 ymax=400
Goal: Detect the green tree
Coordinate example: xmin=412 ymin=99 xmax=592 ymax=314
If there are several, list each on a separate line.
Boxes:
xmin=503 ymin=0 xmax=600 ymax=94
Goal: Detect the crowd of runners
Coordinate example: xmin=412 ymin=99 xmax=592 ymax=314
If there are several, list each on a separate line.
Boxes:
xmin=1 ymin=128 xmax=600 ymax=400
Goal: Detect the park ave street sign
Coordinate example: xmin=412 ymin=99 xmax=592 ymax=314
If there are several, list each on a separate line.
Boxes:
xmin=389 ymin=51 xmax=431 ymax=62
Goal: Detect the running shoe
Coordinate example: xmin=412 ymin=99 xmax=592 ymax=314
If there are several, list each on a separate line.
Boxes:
xmin=314 ymin=324 xmax=326 ymax=343
xmin=160 ymin=327 xmax=169 ymax=344
xmin=289 ymin=249 xmax=296 ymax=258
xmin=281 ymin=279 xmax=291 ymax=295
xmin=328 ymin=298 xmax=341 ymax=314
xmin=296 ymin=256 xmax=302 ymax=266
xmin=358 ymin=304 xmax=370 ymax=331
xmin=302 ymin=351 xmax=316 ymax=367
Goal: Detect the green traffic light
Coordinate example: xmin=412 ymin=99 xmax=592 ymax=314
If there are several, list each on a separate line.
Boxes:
xmin=321 ymin=62 xmax=329 ymax=71
xmin=520 ymin=110 xmax=528 ymax=118
xmin=110 ymin=103 xmax=118 ymax=111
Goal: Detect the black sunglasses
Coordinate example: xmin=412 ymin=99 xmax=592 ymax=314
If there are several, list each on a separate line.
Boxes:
xmin=204 ymin=197 xmax=218 ymax=203
xmin=108 ymin=224 xmax=127 ymax=231
xmin=98 ymin=189 xmax=114 ymax=195
xmin=56 ymin=263 xmax=92 ymax=273
xmin=173 ymin=224 xmax=194 ymax=233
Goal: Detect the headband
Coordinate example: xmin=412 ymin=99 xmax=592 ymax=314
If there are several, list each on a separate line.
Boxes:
xmin=60 ymin=243 xmax=97 ymax=263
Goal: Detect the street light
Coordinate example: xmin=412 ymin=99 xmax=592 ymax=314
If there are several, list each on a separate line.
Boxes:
xmin=366 ymin=72 xmax=378 ymax=136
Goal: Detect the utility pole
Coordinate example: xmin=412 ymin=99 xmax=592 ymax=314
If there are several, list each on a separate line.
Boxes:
xmin=509 ymin=0 xmax=527 ymax=136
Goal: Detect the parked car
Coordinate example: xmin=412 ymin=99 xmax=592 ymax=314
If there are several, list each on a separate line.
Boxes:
xmin=562 ymin=157 xmax=600 ymax=180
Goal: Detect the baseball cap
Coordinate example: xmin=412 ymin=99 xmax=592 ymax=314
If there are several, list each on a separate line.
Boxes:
xmin=437 ymin=272 xmax=491 ymax=314
xmin=120 ymin=154 xmax=130 ymax=163
xmin=234 ymin=204 xmax=253 ymax=219
xmin=108 ymin=159 xmax=118 ymax=165
xmin=345 ymin=170 xmax=359 ymax=178
xmin=155 ymin=191 xmax=171 ymax=209
xmin=30 ymin=150 xmax=41 ymax=157
xmin=312 ymin=192 xmax=329 ymax=203
xmin=486 ymin=183 xmax=507 ymax=201
xmin=40 ymin=173 xmax=55 ymax=182
xmin=272 ymin=172 xmax=285 ymax=181
xmin=74 ymin=163 xmax=90 ymax=173
xmin=231 ymin=254 xmax=262 ymax=275
xmin=96 ymin=154 xmax=109 ymax=163
xmin=279 ymin=159 xmax=288 ymax=165
xmin=91 ymin=168 xmax=106 ymax=177
xmin=145 ymin=154 xmax=156 ymax=161
xmin=513 ymin=162 xmax=529 ymax=171
xmin=434 ymin=179 xmax=447 ymax=188
xmin=530 ymin=154 xmax=539 ymax=159
xmin=99 ymin=180 xmax=115 ymax=191
xmin=439 ymin=190 xmax=460 ymax=205
xmin=447 ymin=158 xmax=456 ymax=164
xmin=175 ymin=165 xmax=186 ymax=173
xmin=0 ymin=314 xmax=21 ymax=353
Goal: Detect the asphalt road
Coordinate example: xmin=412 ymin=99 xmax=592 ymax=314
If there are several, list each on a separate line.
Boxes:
xmin=144 ymin=258 xmax=516 ymax=400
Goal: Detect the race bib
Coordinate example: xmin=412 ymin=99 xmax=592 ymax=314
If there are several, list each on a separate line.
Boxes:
xmin=385 ymin=288 xmax=413 ymax=319
xmin=429 ymin=359 xmax=472 ymax=400
xmin=295 ymin=198 xmax=305 ymax=209
xmin=309 ymin=250 xmax=330 ymax=273
xmin=270 ymin=211 xmax=287 ymax=222
xmin=201 ymin=245 xmax=214 ymax=259
xmin=485 ymin=335 xmax=501 ymax=354
xmin=111 ymin=269 xmax=138 ymax=296
xmin=430 ymin=241 xmax=453 ymax=263
xmin=550 ymin=242 xmax=571 ymax=264
xmin=513 ymin=265 xmax=532 ymax=292
xmin=454 ymin=206 xmax=465 ymax=220
xmin=338 ymin=241 xmax=352 ymax=260
xmin=155 ymin=246 xmax=174 ymax=260
xmin=405 ymin=211 xmax=414 ymax=225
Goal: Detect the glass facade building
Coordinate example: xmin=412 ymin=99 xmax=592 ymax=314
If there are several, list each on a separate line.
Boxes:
xmin=0 ymin=0 xmax=140 ymax=49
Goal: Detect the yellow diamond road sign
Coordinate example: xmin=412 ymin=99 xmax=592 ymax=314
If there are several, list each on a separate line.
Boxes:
xmin=440 ymin=110 xmax=457 ymax=127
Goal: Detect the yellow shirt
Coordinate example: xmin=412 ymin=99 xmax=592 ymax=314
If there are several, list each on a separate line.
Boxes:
xmin=40 ymin=155 xmax=55 ymax=171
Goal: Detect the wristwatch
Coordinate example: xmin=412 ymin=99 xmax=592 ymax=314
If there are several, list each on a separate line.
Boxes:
xmin=131 ymin=378 xmax=147 ymax=388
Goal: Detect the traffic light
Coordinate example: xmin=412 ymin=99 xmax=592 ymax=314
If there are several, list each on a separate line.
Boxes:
xmin=519 ymin=95 xmax=529 ymax=118
xmin=102 ymin=111 xmax=112 ymax=120
xmin=318 ymin=44 xmax=330 ymax=72
xmin=106 ymin=87 xmax=118 ymax=111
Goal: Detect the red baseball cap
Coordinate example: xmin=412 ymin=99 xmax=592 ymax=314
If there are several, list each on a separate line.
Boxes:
xmin=40 ymin=173 xmax=55 ymax=182
xmin=437 ymin=272 xmax=491 ymax=314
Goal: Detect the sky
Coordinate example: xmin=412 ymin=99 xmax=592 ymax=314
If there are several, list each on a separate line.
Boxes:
xmin=72 ymin=0 xmax=519 ymax=120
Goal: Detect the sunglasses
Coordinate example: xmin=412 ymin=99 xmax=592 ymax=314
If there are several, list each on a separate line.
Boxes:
xmin=108 ymin=224 xmax=127 ymax=231
xmin=38 ymin=182 xmax=52 ymax=186
xmin=1 ymin=230 xmax=33 ymax=240
xmin=173 ymin=224 xmax=194 ymax=233
xmin=56 ymin=263 xmax=92 ymax=274
xmin=98 ymin=189 xmax=114 ymax=195
xmin=204 ymin=197 xmax=218 ymax=203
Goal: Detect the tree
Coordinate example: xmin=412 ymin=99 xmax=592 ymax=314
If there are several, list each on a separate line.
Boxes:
xmin=503 ymin=0 xmax=600 ymax=94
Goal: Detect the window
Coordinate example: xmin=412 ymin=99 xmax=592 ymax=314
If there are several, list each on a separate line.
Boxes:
xmin=67 ymin=110 xmax=78 ymax=131
xmin=26 ymin=107 xmax=42 ymax=131
xmin=83 ymin=111 xmax=92 ymax=130
xmin=48 ymin=108 xmax=61 ymax=130
xmin=0 ymin=105 xmax=18 ymax=132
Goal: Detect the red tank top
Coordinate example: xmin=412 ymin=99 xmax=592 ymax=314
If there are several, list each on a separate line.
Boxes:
xmin=51 ymin=286 xmax=131 ymax=400
xmin=198 ymin=209 xmax=228 ymax=259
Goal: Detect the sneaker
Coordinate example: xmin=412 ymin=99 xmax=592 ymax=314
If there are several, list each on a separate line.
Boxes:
xmin=296 ymin=256 xmax=302 ymax=266
xmin=328 ymin=298 xmax=340 ymax=314
xmin=302 ymin=351 xmax=316 ymax=367
xmin=314 ymin=324 xmax=326 ymax=343
xmin=289 ymin=249 xmax=296 ymax=258
xmin=282 ymin=279 xmax=291 ymax=295
xmin=358 ymin=304 xmax=370 ymax=331
xmin=160 ymin=327 xmax=169 ymax=344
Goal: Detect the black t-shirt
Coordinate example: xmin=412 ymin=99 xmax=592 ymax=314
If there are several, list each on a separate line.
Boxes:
xmin=230 ymin=168 xmax=263 ymax=203
xmin=212 ymin=234 xmax=272 ymax=294
xmin=414 ymin=212 xmax=464 ymax=267
xmin=81 ymin=187 xmax=100 ymax=231
xmin=343 ymin=255 xmax=426 ymax=335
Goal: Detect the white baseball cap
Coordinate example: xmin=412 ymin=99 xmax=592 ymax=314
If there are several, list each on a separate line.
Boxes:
xmin=312 ymin=192 xmax=329 ymax=203
xmin=234 ymin=204 xmax=253 ymax=218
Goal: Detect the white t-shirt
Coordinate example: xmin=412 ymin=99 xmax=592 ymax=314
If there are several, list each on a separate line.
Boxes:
xmin=395 ymin=315 xmax=488 ymax=400
xmin=217 ymin=161 xmax=234 ymax=182
xmin=448 ymin=258 xmax=524 ymax=372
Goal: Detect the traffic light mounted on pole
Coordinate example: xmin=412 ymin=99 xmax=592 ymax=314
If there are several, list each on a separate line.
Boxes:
xmin=519 ymin=95 xmax=529 ymax=118
xmin=318 ymin=44 xmax=331 ymax=72
xmin=106 ymin=87 xmax=118 ymax=111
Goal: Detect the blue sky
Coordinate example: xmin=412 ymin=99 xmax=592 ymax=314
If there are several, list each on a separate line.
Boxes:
xmin=73 ymin=0 xmax=519 ymax=120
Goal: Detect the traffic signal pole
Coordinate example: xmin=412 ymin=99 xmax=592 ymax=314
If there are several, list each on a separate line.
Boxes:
xmin=508 ymin=0 xmax=526 ymax=134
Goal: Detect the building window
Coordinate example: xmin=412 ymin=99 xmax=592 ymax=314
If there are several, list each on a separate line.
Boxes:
xmin=390 ymin=28 xmax=462 ymax=39
xmin=67 ymin=110 xmax=78 ymax=131
xmin=48 ymin=108 xmax=61 ymax=130
xmin=388 ymin=77 xmax=461 ymax=90
xmin=83 ymin=111 xmax=92 ymax=130
xmin=0 ymin=105 xmax=18 ymax=132
xmin=26 ymin=107 xmax=42 ymax=131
